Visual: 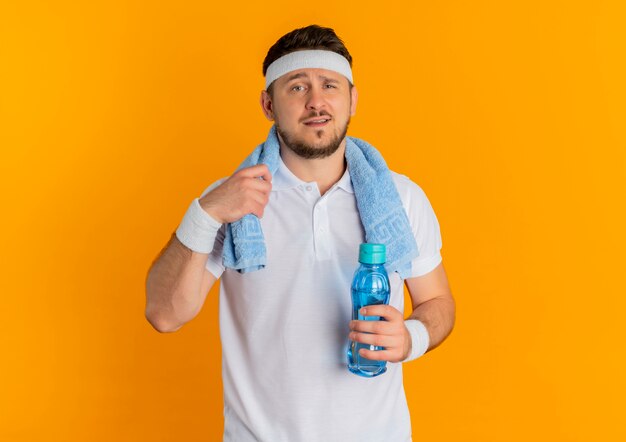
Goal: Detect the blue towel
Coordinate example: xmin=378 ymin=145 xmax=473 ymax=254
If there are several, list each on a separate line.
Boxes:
xmin=222 ymin=124 xmax=420 ymax=279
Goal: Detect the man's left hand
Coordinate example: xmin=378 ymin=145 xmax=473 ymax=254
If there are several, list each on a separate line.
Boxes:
xmin=348 ymin=305 xmax=411 ymax=363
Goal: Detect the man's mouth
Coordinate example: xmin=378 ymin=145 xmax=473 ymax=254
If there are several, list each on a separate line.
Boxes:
xmin=303 ymin=118 xmax=331 ymax=127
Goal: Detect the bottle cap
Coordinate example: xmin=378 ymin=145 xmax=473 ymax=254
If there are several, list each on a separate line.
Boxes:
xmin=358 ymin=243 xmax=386 ymax=264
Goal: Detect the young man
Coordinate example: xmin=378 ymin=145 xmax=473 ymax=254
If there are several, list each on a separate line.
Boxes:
xmin=146 ymin=25 xmax=455 ymax=442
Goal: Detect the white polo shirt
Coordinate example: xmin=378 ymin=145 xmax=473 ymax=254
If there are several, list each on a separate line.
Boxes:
xmin=201 ymin=153 xmax=443 ymax=442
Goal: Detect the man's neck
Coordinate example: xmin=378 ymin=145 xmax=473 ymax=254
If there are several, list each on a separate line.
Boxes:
xmin=279 ymin=140 xmax=347 ymax=196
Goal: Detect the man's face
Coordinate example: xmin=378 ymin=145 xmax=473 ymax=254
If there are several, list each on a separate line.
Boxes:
xmin=261 ymin=68 xmax=358 ymax=159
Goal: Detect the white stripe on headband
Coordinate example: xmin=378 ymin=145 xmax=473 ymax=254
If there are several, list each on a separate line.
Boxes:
xmin=265 ymin=49 xmax=353 ymax=89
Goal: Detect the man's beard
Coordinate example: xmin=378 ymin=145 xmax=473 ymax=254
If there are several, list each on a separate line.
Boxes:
xmin=276 ymin=117 xmax=350 ymax=160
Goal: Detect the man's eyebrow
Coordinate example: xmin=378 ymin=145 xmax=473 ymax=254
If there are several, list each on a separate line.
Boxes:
xmin=284 ymin=72 xmax=308 ymax=83
xmin=320 ymin=75 xmax=339 ymax=83
xmin=284 ymin=72 xmax=340 ymax=83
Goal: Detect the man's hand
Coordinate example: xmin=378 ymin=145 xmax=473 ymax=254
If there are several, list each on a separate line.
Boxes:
xmin=199 ymin=164 xmax=272 ymax=223
xmin=348 ymin=305 xmax=411 ymax=363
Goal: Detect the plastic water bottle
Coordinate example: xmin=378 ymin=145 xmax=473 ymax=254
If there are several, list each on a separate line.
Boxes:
xmin=347 ymin=243 xmax=390 ymax=377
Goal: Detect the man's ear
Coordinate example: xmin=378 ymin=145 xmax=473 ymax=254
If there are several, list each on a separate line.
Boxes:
xmin=260 ymin=90 xmax=274 ymax=121
xmin=350 ymin=85 xmax=358 ymax=116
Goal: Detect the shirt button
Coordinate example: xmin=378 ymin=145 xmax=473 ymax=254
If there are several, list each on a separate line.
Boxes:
xmin=306 ymin=185 xmax=312 ymax=191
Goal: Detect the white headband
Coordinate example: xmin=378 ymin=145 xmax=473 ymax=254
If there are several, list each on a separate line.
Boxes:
xmin=265 ymin=49 xmax=353 ymax=89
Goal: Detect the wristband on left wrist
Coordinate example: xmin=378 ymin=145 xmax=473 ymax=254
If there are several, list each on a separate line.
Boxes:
xmin=402 ymin=319 xmax=430 ymax=362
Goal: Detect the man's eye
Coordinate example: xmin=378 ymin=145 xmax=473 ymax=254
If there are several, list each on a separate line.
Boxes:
xmin=292 ymin=85 xmax=304 ymax=91
xmin=324 ymin=84 xmax=337 ymax=88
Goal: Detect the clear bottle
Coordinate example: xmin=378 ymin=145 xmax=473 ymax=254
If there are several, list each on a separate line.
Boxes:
xmin=347 ymin=243 xmax=390 ymax=377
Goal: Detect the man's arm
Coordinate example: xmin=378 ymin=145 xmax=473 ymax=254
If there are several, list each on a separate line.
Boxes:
xmin=348 ymin=262 xmax=455 ymax=361
xmin=145 ymin=232 xmax=218 ymax=333
xmin=145 ymin=164 xmax=272 ymax=333
xmin=404 ymin=262 xmax=455 ymax=352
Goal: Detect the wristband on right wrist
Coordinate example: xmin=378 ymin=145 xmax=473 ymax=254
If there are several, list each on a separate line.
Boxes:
xmin=175 ymin=198 xmax=222 ymax=254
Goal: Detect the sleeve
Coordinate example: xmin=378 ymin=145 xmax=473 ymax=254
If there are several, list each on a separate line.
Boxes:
xmin=199 ymin=177 xmax=228 ymax=279
xmin=401 ymin=176 xmax=443 ymax=278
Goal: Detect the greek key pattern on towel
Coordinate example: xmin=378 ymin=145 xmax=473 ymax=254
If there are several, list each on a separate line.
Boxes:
xmin=232 ymin=217 xmax=266 ymax=260
xmin=371 ymin=209 xmax=410 ymax=241
xmin=232 ymin=216 xmax=263 ymax=238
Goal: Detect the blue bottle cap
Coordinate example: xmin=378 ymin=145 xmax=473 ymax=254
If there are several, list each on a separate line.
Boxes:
xmin=358 ymin=243 xmax=386 ymax=264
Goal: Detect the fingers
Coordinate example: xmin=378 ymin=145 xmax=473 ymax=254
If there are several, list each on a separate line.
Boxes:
xmin=229 ymin=166 xmax=272 ymax=218
xmin=248 ymin=190 xmax=270 ymax=218
xmin=234 ymin=165 xmax=272 ymax=196
xmin=349 ymin=326 xmax=408 ymax=363
xmin=358 ymin=305 xmax=402 ymax=321
xmin=350 ymin=319 xmax=394 ymax=335
xmin=348 ymin=305 xmax=409 ymax=362
xmin=237 ymin=164 xmax=272 ymax=183
xmin=350 ymin=305 xmax=403 ymax=335
xmin=357 ymin=348 xmax=395 ymax=361
xmin=199 ymin=164 xmax=273 ymax=224
xmin=349 ymin=305 xmax=403 ymax=335
xmin=349 ymin=331 xmax=396 ymax=348
xmin=247 ymin=176 xmax=272 ymax=194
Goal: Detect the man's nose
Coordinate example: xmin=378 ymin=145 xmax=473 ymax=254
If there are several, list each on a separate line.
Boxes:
xmin=305 ymin=86 xmax=326 ymax=110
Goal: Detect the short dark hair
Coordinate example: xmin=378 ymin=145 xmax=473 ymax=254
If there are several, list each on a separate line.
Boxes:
xmin=262 ymin=25 xmax=353 ymax=95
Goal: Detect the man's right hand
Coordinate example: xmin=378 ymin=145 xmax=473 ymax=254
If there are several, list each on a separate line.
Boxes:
xmin=199 ymin=164 xmax=272 ymax=224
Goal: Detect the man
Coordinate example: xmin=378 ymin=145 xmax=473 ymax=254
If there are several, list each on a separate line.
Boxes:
xmin=146 ymin=24 xmax=455 ymax=442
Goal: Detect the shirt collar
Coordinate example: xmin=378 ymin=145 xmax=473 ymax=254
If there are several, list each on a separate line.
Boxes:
xmin=271 ymin=154 xmax=305 ymax=191
xmin=271 ymin=154 xmax=354 ymax=194
xmin=334 ymin=162 xmax=354 ymax=194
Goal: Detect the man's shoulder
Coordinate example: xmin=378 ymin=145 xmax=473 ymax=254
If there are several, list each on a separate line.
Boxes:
xmin=389 ymin=170 xmax=428 ymax=204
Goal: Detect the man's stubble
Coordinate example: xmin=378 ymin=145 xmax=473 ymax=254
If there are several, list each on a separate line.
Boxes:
xmin=274 ymin=95 xmax=352 ymax=160
xmin=276 ymin=118 xmax=350 ymax=160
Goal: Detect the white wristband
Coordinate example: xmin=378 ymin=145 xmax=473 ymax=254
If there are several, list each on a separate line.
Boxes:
xmin=175 ymin=198 xmax=222 ymax=254
xmin=402 ymin=319 xmax=430 ymax=362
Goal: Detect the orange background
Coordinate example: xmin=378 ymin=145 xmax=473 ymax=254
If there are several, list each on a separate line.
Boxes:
xmin=2 ymin=1 xmax=625 ymax=441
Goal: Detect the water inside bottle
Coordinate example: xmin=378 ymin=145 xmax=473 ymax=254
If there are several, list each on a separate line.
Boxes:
xmin=348 ymin=288 xmax=388 ymax=377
